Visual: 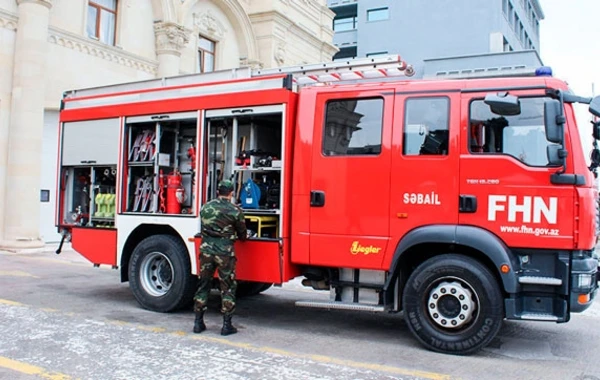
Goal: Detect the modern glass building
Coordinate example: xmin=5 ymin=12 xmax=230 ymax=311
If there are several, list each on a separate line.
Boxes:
xmin=327 ymin=0 xmax=545 ymax=78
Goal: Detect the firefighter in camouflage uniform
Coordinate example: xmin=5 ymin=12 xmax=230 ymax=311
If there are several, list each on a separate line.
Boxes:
xmin=193 ymin=179 xmax=247 ymax=335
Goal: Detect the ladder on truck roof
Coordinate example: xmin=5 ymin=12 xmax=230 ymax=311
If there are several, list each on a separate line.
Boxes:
xmin=254 ymin=54 xmax=415 ymax=85
xmin=62 ymin=55 xmax=415 ymax=101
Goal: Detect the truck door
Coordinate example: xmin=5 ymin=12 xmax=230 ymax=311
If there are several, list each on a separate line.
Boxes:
xmin=459 ymin=92 xmax=574 ymax=249
xmin=309 ymin=90 xmax=394 ymax=269
xmin=389 ymin=93 xmax=461 ymax=254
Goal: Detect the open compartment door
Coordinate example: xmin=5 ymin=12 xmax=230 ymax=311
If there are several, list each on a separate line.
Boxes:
xmin=193 ymin=237 xmax=282 ymax=283
xmin=71 ymin=227 xmax=117 ymax=266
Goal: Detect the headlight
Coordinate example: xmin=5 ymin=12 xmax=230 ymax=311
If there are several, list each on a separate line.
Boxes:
xmin=576 ymin=274 xmax=594 ymax=289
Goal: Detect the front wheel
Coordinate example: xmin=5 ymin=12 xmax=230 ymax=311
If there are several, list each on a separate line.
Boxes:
xmin=128 ymin=234 xmax=197 ymax=312
xmin=402 ymin=254 xmax=504 ymax=355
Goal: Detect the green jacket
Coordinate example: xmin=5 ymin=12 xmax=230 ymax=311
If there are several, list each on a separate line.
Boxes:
xmin=199 ymin=197 xmax=247 ymax=256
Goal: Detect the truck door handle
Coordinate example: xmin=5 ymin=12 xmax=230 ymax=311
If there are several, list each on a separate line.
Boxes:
xmin=459 ymin=195 xmax=477 ymax=213
xmin=310 ymin=190 xmax=325 ymax=207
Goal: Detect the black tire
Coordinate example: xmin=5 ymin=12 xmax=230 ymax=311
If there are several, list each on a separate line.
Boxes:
xmin=128 ymin=234 xmax=197 ymax=312
xmin=236 ymin=281 xmax=273 ymax=297
xmin=402 ymin=254 xmax=503 ymax=355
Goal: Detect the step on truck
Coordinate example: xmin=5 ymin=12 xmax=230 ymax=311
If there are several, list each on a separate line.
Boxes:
xmin=55 ymin=55 xmax=600 ymax=355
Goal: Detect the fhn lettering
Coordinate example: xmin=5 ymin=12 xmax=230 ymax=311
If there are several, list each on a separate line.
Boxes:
xmin=488 ymin=195 xmax=557 ymax=224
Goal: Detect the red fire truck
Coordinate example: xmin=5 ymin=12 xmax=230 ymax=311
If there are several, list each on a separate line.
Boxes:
xmin=54 ymin=55 xmax=600 ymax=355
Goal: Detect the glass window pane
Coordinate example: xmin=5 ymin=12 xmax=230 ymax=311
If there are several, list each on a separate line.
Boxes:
xmin=87 ymin=6 xmax=98 ymax=38
xmin=403 ymin=97 xmax=449 ymax=156
xmin=367 ymin=7 xmax=389 ymax=22
xmin=366 ymin=51 xmax=388 ymax=57
xmin=468 ymin=97 xmax=553 ymax=166
xmin=91 ymin=0 xmax=117 ymax=11
xmin=333 ymin=17 xmax=355 ymax=32
xmin=205 ymin=53 xmax=214 ymax=72
xmin=322 ymin=98 xmax=383 ymax=156
xmin=198 ymin=37 xmax=214 ymax=52
xmin=99 ymin=9 xmax=116 ymax=45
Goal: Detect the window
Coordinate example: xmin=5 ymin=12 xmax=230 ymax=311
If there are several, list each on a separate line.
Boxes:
xmin=322 ymin=98 xmax=383 ymax=156
xmin=367 ymin=7 xmax=389 ymax=22
xmin=333 ymin=16 xmax=357 ymax=31
xmin=333 ymin=46 xmax=357 ymax=60
xmin=503 ymin=37 xmax=512 ymax=52
xmin=502 ymin=0 xmax=508 ymax=15
xmin=198 ymin=36 xmax=215 ymax=73
xmin=87 ymin=0 xmax=117 ymax=45
xmin=366 ymin=51 xmax=388 ymax=57
xmin=468 ymin=97 xmax=555 ymax=167
xmin=403 ymin=97 xmax=450 ymax=156
xmin=519 ymin=21 xmax=524 ymax=43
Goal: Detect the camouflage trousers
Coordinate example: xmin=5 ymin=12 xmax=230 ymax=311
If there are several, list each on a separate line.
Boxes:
xmin=193 ymin=252 xmax=237 ymax=316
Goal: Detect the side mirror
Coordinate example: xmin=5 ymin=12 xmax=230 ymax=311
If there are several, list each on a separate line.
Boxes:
xmin=484 ymin=92 xmax=521 ymax=116
xmin=590 ymin=96 xmax=600 ymax=118
xmin=547 ymin=144 xmax=566 ymax=166
xmin=590 ymin=148 xmax=600 ymax=168
xmin=544 ymin=99 xmax=564 ymax=144
xmin=593 ymin=121 xmax=600 ymax=140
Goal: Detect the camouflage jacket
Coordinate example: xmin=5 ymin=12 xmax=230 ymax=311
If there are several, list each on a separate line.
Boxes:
xmin=199 ymin=197 xmax=247 ymax=256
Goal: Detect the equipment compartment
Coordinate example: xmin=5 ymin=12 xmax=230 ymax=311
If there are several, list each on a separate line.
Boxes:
xmin=204 ymin=105 xmax=285 ymax=239
xmin=124 ymin=112 xmax=198 ymax=215
xmin=59 ymin=165 xmax=117 ymax=227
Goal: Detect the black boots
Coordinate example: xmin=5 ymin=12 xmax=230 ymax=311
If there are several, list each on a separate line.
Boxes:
xmin=221 ymin=314 xmax=237 ymax=336
xmin=193 ymin=311 xmax=206 ymax=333
xmin=194 ymin=311 xmax=237 ymax=335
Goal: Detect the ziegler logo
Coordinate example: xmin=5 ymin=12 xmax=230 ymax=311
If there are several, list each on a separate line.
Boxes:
xmin=350 ymin=241 xmax=382 ymax=255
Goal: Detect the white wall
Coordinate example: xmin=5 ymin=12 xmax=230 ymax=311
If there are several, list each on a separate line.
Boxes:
xmin=40 ymin=110 xmax=61 ymax=243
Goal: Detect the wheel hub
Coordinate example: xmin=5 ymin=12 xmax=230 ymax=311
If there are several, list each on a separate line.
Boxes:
xmin=427 ymin=280 xmax=476 ymax=329
xmin=140 ymin=252 xmax=174 ymax=297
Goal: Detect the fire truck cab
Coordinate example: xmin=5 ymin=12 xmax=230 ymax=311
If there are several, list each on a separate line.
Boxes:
xmin=55 ymin=56 xmax=600 ymax=355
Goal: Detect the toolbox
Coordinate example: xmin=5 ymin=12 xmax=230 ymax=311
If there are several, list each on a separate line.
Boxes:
xmin=244 ymin=215 xmax=278 ymax=238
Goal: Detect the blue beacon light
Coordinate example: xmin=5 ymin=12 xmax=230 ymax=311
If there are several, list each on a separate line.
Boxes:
xmin=535 ymin=66 xmax=553 ymax=76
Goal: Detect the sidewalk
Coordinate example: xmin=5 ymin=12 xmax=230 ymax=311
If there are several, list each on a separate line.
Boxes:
xmin=0 ymin=241 xmax=68 ymax=255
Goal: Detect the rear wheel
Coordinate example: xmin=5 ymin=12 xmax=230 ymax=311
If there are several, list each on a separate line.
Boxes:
xmin=402 ymin=254 xmax=503 ymax=355
xmin=128 ymin=234 xmax=197 ymax=312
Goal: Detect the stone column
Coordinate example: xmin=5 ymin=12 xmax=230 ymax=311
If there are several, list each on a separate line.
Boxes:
xmin=1 ymin=0 xmax=53 ymax=249
xmin=154 ymin=21 xmax=190 ymax=78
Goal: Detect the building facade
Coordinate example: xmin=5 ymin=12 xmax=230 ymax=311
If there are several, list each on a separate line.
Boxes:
xmin=0 ymin=0 xmax=337 ymax=248
xmin=328 ymin=0 xmax=545 ymax=78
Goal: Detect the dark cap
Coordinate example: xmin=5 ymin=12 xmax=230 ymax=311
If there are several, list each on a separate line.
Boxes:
xmin=218 ymin=179 xmax=234 ymax=193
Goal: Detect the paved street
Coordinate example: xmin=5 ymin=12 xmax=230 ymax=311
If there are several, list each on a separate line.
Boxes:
xmin=0 ymin=245 xmax=599 ymax=380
